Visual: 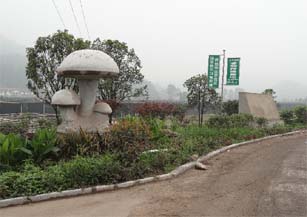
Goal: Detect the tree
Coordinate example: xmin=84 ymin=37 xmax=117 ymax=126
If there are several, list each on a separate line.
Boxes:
xmin=26 ymin=30 xmax=90 ymax=120
xmin=26 ymin=31 xmax=147 ymax=123
xmin=183 ymin=74 xmax=220 ymax=126
xmin=92 ymin=39 xmax=147 ymax=101
xmin=263 ymin=89 xmax=277 ymax=99
xmin=222 ymin=100 xmax=239 ymax=115
xmin=91 ymin=39 xmax=147 ymax=121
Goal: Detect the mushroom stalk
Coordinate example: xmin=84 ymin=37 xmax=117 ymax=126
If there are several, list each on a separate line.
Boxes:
xmin=59 ymin=106 xmax=76 ymax=122
xmin=78 ymin=79 xmax=98 ymax=117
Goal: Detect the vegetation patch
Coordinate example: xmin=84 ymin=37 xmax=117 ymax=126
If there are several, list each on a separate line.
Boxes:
xmin=0 ymin=113 xmax=305 ymax=199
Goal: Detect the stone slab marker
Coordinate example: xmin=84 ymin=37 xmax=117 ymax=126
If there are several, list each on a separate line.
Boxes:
xmin=239 ymin=92 xmax=281 ymax=123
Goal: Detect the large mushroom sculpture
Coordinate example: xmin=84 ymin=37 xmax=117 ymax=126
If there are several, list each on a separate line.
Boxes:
xmin=51 ymin=49 xmax=119 ymax=134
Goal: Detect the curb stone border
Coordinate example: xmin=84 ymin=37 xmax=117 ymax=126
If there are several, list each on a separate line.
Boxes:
xmin=0 ymin=130 xmax=305 ymax=208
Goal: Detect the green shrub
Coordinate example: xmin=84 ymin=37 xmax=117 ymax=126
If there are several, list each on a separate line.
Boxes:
xmin=294 ymin=106 xmax=307 ymax=124
xmin=104 ymin=116 xmax=152 ymax=162
xmin=280 ymin=110 xmax=294 ymax=125
xmin=0 ymin=154 xmax=121 ymax=199
xmin=22 ymin=128 xmax=59 ymax=163
xmin=255 ymin=117 xmax=268 ymax=127
xmin=222 ymin=100 xmax=239 ymax=115
xmin=280 ymin=106 xmax=307 ymax=125
xmin=229 ymin=114 xmax=254 ymax=128
xmin=57 ymin=129 xmax=103 ymax=159
xmin=206 ymin=115 xmax=230 ymax=128
xmin=206 ymin=114 xmax=253 ymax=128
xmin=62 ymin=155 xmax=121 ymax=188
xmin=0 ymin=133 xmax=27 ymax=168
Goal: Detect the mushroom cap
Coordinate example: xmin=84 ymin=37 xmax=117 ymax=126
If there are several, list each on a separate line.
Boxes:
xmin=51 ymin=89 xmax=81 ymax=106
xmin=56 ymin=49 xmax=119 ymax=79
xmin=93 ymin=102 xmax=112 ymax=114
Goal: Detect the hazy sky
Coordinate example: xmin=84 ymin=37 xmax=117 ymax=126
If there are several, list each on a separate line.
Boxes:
xmin=0 ymin=0 xmax=306 ymax=96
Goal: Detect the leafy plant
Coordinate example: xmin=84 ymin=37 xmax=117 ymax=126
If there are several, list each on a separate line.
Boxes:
xmin=57 ymin=129 xmax=103 ymax=159
xmin=294 ymin=106 xmax=307 ymax=124
xmin=280 ymin=110 xmax=294 ymax=125
xmin=22 ymin=128 xmax=59 ymax=163
xmin=255 ymin=117 xmax=268 ymax=127
xmin=104 ymin=116 xmax=152 ymax=163
xmin=183 ymin=74 xmax=221 ymax=126
xmin=0 ymin=133 xmax=26 ymax=167
xmin=136 ymin=102 xmax=183 ymax=120
xmin=0 ymin=154 xmax=121 ymax=199
xmin=222 ymin=100 xmax=239 ymax=115
xmin=206 ymin=114 xmax=254 ymax=128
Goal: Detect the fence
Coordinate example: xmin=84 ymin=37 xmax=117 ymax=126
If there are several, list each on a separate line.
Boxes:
xmin=0 ymin=102 xmax=55 ymax=114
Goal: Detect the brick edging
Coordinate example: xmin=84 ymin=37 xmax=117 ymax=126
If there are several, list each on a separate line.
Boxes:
xmin=0 ymin=130 xmax=305 ymax=208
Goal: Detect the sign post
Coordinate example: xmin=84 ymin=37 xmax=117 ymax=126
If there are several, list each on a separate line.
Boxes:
xmin=208 ymin=55 xmax=221 ymax=89
xmin=226 ymin=58 xmax=240 ymax=85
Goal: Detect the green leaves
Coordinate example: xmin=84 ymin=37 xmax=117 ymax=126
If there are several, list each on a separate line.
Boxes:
xmin=23 ymin=128 xmax=59 ymax=164
xmin=0 ymin=133 xmax=26 ymax=167
xmin=183 ymin=74 xmax=220 ymax=107
xmin=183 ymin=74 xmax=221 ymax=125
xmin=0 ymin=129 xmax=59 ymax=168
xmin=26 ymin=30 xmax=90 ymax=106
xmin=92 ymin=38 xmax=147 ymax=102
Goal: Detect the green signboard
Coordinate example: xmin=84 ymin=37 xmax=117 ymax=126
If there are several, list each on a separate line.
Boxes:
xmin=208 ymin=55 xmax=220 ymax=88
xmin=226 ymin=58 xmax=240 ymax=85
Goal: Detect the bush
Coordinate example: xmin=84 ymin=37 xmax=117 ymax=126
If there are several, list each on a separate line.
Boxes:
xmin=280 ymin=110 xmax=294 ymax=125
xmin=294 ymin=106 xmax=307 ymax=124
xmin=229 ymin=114 xmax=254 ymax=128
xmin=22 ymin=128 xmax=59 ymax=163
xmin=222 ymin=100 xmax=239 ymax=115
xmin=57 ymin=129 xmax=104 ymax=159
xmin=280 ymin=106 xmax=307 ymax=125
xmin=0 ymin=154 xmax=121 ymax=199
xmin=0 ymin=133 xmax=27 ymax=168
xmin=255 ymin=117 xmax=268 ymax=127
xmin=104 ymin=116 xmax=152 ymax=162
xmin=62 ymin=155 xmax=121 ymax=188
xmin=135 ymin=102 xmax=186 ymax=120
xmin=206 ymin=114 xmax=254 ymax=128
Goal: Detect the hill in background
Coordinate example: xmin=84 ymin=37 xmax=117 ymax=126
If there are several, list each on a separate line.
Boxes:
xmin=0 ymin=35 xmax=27 ymax=89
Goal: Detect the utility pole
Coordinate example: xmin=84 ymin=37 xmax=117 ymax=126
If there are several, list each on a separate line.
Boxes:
xmin=221 ymin=49 xmax=226 ymax=102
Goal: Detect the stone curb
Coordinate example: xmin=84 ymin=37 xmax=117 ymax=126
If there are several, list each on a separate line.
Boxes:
xmin=0 ymin=129 xmax=305 ymax=208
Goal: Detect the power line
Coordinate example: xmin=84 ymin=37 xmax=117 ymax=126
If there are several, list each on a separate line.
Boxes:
xmin=68 ymin=0 xmax=82 ymax=37
xmin=79 ymin=0 xmax=91 ymax=41
xmin=51 ymin=0 xmax=66 ymax=29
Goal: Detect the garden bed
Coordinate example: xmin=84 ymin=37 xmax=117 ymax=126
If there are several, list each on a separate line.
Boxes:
xmin=0 ymin=113 xmax=306 ymax=201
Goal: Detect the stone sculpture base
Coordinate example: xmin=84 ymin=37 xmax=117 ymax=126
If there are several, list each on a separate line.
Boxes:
xmin=57 ymin=113 xmax=110 ymax=134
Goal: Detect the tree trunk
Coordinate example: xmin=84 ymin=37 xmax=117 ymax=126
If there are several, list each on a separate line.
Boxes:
xmin=198 ymin=90 xmax=201 ymax=127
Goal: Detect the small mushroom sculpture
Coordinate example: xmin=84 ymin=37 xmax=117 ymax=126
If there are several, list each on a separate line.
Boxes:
xmin=51 ymin=49 xmax=119 ymax=134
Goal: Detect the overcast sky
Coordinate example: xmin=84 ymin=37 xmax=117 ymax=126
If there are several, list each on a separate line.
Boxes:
xmin=0 ymin=0 xmax=306 ymax=97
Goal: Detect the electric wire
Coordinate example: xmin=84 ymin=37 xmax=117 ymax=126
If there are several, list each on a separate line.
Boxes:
xmin=79 ymin=0 xmax=91 ymax=41
xmin=51 ymin=0 xmax=66 ymax=29
xmin=68 ymin=0 xmax=82 ymax=37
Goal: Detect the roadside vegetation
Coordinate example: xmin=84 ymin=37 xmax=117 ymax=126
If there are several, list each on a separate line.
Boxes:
xmin=0 ymin=104 xmax=305 ymax=199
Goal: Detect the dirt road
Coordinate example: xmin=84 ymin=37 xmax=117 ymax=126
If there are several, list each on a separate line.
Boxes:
xmin=1 ymin=132 xmax=306 ymax=217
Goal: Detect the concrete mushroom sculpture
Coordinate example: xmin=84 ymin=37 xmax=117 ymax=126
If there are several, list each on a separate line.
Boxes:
xmin=51 ymin=49 xmax=119 ymax=133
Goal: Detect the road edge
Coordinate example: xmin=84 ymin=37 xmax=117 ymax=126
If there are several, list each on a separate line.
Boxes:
xmin=0 ymin=129 xmax=305 ymax=208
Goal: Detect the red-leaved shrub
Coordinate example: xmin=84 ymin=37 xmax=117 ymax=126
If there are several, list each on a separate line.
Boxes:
xmin=135 ymin=102 xmax=186 ymax=120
